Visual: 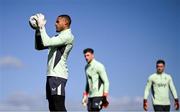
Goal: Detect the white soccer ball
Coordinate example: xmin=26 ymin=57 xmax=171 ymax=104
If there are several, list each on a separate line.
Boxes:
xmin=29 ymin=15 xmax=38 ymax=29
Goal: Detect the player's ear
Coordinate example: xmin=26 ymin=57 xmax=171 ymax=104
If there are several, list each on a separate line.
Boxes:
xmin=92 ymin=54 xmax=94 ymax=58
xmin=65 ymin=22 xmax=68 ymax=26
xmin=63 ymin=19 xmax=68 ymax=26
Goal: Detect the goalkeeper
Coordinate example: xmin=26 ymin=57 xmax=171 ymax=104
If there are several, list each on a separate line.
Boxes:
xmin=29 ymin=13 xmax=74 ymax=111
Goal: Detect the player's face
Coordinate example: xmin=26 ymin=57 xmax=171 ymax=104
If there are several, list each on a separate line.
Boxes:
xmin=156 ymin=63 xmax=165 ymax=74
xmin=84 ymin=52 xmax=94 ymax=63
xmin=55 ymin=17 xmax=66 ymax=32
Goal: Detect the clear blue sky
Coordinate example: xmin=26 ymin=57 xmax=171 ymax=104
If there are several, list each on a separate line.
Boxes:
xmin=0 ymin=0 xmax=179 ymax=111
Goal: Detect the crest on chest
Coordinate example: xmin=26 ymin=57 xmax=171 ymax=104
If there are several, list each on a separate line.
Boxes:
xmin=152 ymin=76 xmax=169 ymax=88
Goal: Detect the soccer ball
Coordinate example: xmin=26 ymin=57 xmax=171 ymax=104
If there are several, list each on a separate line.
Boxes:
xmin=29 ymin=15 xmax=38 ymax=29
xmin=29 ymin=13 xmax=46 ymax=29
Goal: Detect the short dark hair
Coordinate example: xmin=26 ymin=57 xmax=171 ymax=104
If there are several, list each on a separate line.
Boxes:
xmin=83 ymin=48 xmax=94 ymax=54
xmin=58 ymin=15 xmax=71 ymax=26
xmin=156 ymin=59 xmax=165 ymax=66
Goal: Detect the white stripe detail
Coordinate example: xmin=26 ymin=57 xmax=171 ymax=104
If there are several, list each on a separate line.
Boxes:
xmin=57 ymin=84 xmax=61 ymax=95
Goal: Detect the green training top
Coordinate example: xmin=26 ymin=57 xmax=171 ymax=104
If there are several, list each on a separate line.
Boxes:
xmin=35 ymin=27 xmax=74 ymax=79
xmin=144 ymin=72 xmax=178 ymax=105
xmin=85 ymin=59 xmax=109 ymax=97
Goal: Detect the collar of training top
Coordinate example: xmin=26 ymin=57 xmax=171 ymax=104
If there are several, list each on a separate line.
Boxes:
xmin=156 ymin=72 xmax=165 ymax=75
xmin=88 ymin=59 xmax=96 ymax=66
xmin=60 ymin=28 xmax=71 ymax=34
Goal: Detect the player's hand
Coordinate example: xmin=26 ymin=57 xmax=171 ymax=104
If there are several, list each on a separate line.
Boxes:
xmin=175 ymin=99 xmax=179 ymax=110
xmin=82 ymin=92 xmax=88 ymax=107
xmin=29 ymin=15 xmax=38 ymax=30
xmin=35 ymin=13 xmax=46 ymax=29
xmin=143 ymin=99 xmax=148 ymax=111
xmin=102 ymin=92 xmax=109 ymax=108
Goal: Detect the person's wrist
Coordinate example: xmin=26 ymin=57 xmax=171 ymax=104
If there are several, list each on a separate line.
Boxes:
xmin=83 ymin=92 xmax=88 ymax=97
xmin=175 ymin=99 xmax=179 ymax=103
xmin=39 ymin=26 xmax=45 ymax=32
xmin=175 ymin=98 xmax=179 ymax=110
xmin=143 ymin=99 xmax=147 ymax=104
xmin=103 ymin=92 xmax=108 ymax=97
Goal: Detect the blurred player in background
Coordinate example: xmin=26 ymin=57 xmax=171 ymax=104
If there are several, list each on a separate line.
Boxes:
xmin=143 ymin=59 xmax=179 ymax=112
xmin=82 ymin=48 xmax=110 ymax=112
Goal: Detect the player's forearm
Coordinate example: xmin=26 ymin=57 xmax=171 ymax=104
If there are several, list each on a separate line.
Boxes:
xmin=170 ymin=82 xmax=178 ymax=99
xmin=85 ymin=77 xmax=89 ymax=93
xmin=144 ymin=90 xmax=148 ymax=99
xmin=99 ymin=66 xmax=109 ymax=93
xmin=85 ymin=84 xmax=89 ymax=93
xmin=39 ymin=27 xmax=69 ymax=47
xmin=144 ymin=89 xmax=150 ymax=99
xmin=35 ymin=30 xmax=48 ymax=50
xmin=100 ymin=71 xmax=109 ymax=93
xmin=144 ymin=78 xmax=152 ymax=99
xmin=171 ymin=88 xmax=178 ymax=99
xmin=169 ymin=77 xmax=178 ymax=99
xmin=144 ymin=85 xmax=151 ymax=99
xmin=39 ymin=27 xmax=51 ymax=46
xmin=103 ymin=78 xmax=109 ymax=93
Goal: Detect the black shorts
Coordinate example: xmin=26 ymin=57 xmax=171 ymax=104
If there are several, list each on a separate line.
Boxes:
xmin=46 ymin=76 xmax=67 ymax=99
xmin=153 ymin=105 xmax=170 ymax=112
xmin=88 ymin=97 xmax=104 ymax=111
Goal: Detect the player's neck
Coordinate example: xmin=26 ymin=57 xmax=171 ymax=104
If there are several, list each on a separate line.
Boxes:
xmin=63 ymin=27 xmax=70 ymax=31
xmin=88 ymin=59 xmax=95 ymax=64
xmin=156 ymin=71 xmax=164 ymax=75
